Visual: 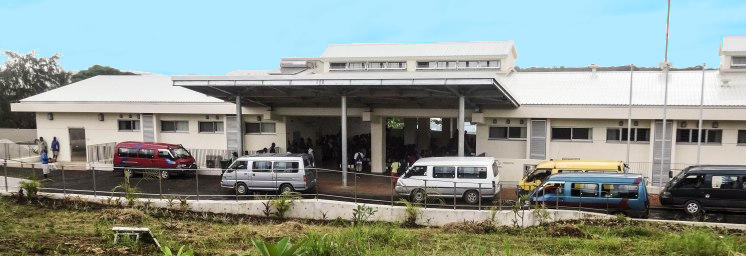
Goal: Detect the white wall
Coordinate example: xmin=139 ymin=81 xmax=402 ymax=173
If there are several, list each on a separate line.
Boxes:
xmin=243 ymin=115 xmax=287 ymax=153
xmin=156 ymin=114 xmax=228 ymax=150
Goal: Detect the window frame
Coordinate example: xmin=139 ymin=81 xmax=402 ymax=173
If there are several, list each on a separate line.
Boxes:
xmin=551 ymin=127 xmax=592 ymax=142
xmin=676 ymin=128 xmax=722 ymax=144
xmin=570 ymin=182 xmax=600 ymax=197
xmin=415 ymin=60 xmax=500 ymax=70
xmin=738 ymin=130 xmax=746 ymax=145
xmin=161 ymin=120 xmax=189 ymax=133
xmin=117 ymin=120 xmax=140 ymax=132
xmin=457 ymin=166 xmax=488 ymax=179
xmin=732 ymin=56 xmax=746 ymax=67
xmin=432 ymin=166 xmax=456 ymax=179
xmin=198 ymin=121 xmax=224 ymax=134
xmin=245 ymin=122 xmax=277 ymax=135
xmin=488 ymin=126 xmax=527 ymax=140
xmin=605 ymin=127 xmax=650 ymax=143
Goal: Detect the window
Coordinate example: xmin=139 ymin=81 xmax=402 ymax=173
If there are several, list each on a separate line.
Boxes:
xmin=538 ymin=182 xmax=564 ymax=195
xmin=732 ymin=56 xmax=746 ymax=67
xmin=432 ymin=166 xmax=455 ymax=178
xmin=552 ymin=127 xmax=591 ymax=141
xmin=676 ymin=129 xmax=721 ymax=143
xmin=733 ymin=130 xmax=746 ymax=145
xmin=273 ymin=161 xmax=300 ymax=173
xmin=330 ymin=63 xmax=346 ymax=70
xmin=228 ymin=160 xmax=247 ymax=170
xmin=571 ymin=183 xmax=599 ymax=197
xmin=416 ymin=60 xmax=500 ymax=70
xmin=117 ymin=148 xmax=138 ymax=158
xmin=157 ymin=149 xmax=172 ymax=159
xmin=606 ymin=128 xmax=650 ymax=142
xmin=601 ymin=184 xmax=639 ymax=199
xmin=138 ymin=149 xmax=154 ymax=159
xmin=677 ymin=174 xmax=704 ymax=189
xmin=404 ymin=166 xmax=427 ymax=178
xmin=458 ymin=167 xmax=487 ymax=179
xmin=198 ymin=121 xmax=224 ymax=133
xmin=710 ymin=175 xmax=740 ymax=189
xmin=118 ymin=120 xmax=140 ymax=131
xmin=488 ymin=126 xmax=527 ymax=140
xmin=245 ymin=122 xmax=276 ymax=134
xmin=252 ymin=161 xmax=272 ymax=172
xmin=161 ymin=120 xmax=189 ymax=132
xmin=368 ymin=62 xmax=383 ymax=69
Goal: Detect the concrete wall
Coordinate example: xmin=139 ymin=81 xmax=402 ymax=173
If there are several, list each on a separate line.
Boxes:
xmin=243 ymin=115 xmax=287 ymax=152
xmin=156 ymin=114 xmax=228 ymax=150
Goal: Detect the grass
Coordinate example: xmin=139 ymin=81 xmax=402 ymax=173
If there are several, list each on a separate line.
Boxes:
xmin=0 ymin=196 xmax=745 ymax=255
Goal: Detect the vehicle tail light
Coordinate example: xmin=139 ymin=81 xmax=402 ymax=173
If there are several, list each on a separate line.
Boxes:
xmin=633 ymin=177 xmax=641 ymax=185
xmin=304 ymin=175 xmax=308 ymax=183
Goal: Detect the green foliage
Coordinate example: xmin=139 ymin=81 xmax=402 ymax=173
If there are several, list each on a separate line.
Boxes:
xmin=532 ymin=203 xmax=551 ymax=225
xmin=269 ymin=192 xmax=300 ymax=219
xmin=19 ymin=173 xmax=42 ymax=199
xmin=161 ymin=245 xmax=194 ymax=256
xmin=303 ymin=233 xmax=335 ymax=256
xmin=397 ymin=199 xmax=421 ymax=227
xmin=0 ymin=50 xmax=71 ymax=128
xmin=248 ymin=237 xmax=306 ymax=256
xmin=351 ymin=204 xmax=377 ymax=225
xmin=112 ymin=171 xmax=140 ymax=207
xmin=70 ymin=64 xmax=136 ymax=83
xmin=662 ymin=228 xmax=733 ymax=256
xmin=386 ymin=117 xmax=405 ymax=129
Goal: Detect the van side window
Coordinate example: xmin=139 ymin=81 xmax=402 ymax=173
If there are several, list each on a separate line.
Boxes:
xmin=527 ymin=169 xmax=552 ymax=182
xmin=710 ymin=175 xmax=739 ymax=189
xmin=273 ymin=162 xmax=300 ymax=173
xmin=117 ymin=148 xmax=137 ymax=158
xmin=458 ymin=167 xmax=487 ymax=179
xmin=404 ymin=166 xmax=427 ymax=178
xmin=229 ymin=160 xmax=247 ymax=170
xmin=678 ymin=174 xmax=704 ymax=188
xmin=157 ymin=149 xmax=172 ymax=159
xmin=252 ymin=161 xmax=272 ymax=172
xmin=539 ymin=182 xmax=564 ymax=195
xmin=138 ymin=149 xmax=154 ymax=159
xmin=601 ymin=184 xmax=639 ymax=199
xmin=432 ymin=166 xmax=455 ymax=178
xmin=571 ymin=183 xmax=599 ymax=197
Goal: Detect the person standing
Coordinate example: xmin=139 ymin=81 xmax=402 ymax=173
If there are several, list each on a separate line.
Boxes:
xmin=36 ymin=137 xmax=48 ymax=154
xmin=41 ymin=149 xmax=50 ymax=178
xmin=269 ymin=142 xmax=276 ymax=153
xmin=50 ymin=137 xmax=60 ymax=162
xmin=307 ymin=146 xmax=315 ymax=167
xmin=353 ymin=149 xmax=365 ymax=173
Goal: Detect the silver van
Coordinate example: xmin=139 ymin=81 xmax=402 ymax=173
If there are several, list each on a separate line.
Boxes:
xmin=221 ymin=153 xmax=317 ymax=195
xmin=395 ymin=157 xmax=500 ymax=205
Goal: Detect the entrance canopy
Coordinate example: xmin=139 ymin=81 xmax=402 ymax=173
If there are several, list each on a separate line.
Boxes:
xmin=172 ymin=72 xmax=519 ymax=109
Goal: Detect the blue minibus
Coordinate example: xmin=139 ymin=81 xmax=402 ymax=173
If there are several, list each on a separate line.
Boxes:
xmin=529 ymin=173 xmax=649 ymax=218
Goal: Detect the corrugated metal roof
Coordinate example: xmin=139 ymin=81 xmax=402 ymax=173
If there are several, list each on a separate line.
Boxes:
xmin=320 ymin=41 xmax=517 ymax=59
xmin=21 ymin=75 xmax=223 ymax=103
xmin=498 ymin=70 xmax=746 ymax=106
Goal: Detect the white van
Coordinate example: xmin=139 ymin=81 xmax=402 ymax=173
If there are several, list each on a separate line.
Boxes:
xmin=394 ymin=157 xmax=500 ymax=205
xmin=221 ymin=153 xmax=316 ymax=195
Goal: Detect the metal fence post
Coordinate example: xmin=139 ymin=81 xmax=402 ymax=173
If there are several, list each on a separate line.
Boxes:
xmin=61 ymin=165 xmax=66 ymax=196
xmin=91 ymin=166 xmax=97 ymax=197
xmin=390 ymin=172 xmax=394 ymax=207
xmin=3 ymin=161 xmax=7 ymax=192
xmin=354 ymin=170 xmax=357 ymax=204
xmin=234 ymin=168 xmax=238 ymax=201
xmin=195 ymin=169 xmax=200 ymax=201
xmin=478 ymin=183 xmax=482 ymax=211
xmin=453 ymin=181 xmax=457 ymax=210
xmin=158 ymin=169 xmax=163 ymax=199
xmin=498 ymin=183 xmax=502 ymax=211
xmin=424 ymin=180 xmax=428 ymax=209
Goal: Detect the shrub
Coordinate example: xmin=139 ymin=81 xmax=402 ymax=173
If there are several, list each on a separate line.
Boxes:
xmin=19 ymin=174 xmax=42 ymax=200
xmin=249 ymin=237 xmax=306 ymax=256
xmin=341 ymin=223 xmax=414 ymax=253
xmin=112 ymin=171 xmax=139 ymax=207
xmin=397 ymin=199 xmax=421 ymax=227
xmin=99 ymin=208 xmax=146 ymax=223
xmin=663 ymin=228 xmax=733 ymax=256
xmin=303 ymin=232 xmax=336 ymax=256
xmin=161 ymin=245 xmax=194 ymax=256
xmin=352 ymin=204 xmax=377 ymax=225
xmin=270 ymin=192 xmax=300 ymax=219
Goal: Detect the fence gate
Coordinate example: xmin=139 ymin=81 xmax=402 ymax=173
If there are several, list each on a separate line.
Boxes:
xmin=652 ymin=120 xmax=673 ymax=187
xmin=530 ymin=120 xmax=547 ymax=160
xmin=142 ymin=114 xmax=154 ymax=142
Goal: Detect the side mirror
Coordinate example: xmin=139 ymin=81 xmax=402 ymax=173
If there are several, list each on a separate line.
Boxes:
xmin=668 ymin=171 xmax=673 ymax=178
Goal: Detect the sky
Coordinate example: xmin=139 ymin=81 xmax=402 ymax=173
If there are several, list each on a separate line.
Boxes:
xmin=1 ymin=0 xmax=745 ymax=75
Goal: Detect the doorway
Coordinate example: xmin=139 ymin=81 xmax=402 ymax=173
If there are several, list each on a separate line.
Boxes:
xmin=68 ymin=128 xmax=86 ymax=162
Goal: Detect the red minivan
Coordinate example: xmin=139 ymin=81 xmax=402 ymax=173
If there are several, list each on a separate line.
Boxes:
xmin=113 ymin=141 xmax=197 ymax=179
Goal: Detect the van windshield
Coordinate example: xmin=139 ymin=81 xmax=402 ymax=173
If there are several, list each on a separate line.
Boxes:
xmin=170 ymin=148 xmax=192 ymax=159
xmin=526 ymin=169 xmax=552 ymax=182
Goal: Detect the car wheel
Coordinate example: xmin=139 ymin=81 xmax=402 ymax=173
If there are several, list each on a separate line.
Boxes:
xmin=411 ymin=189 xmax=426 ymax=203
xmin=464 ymin=190 xmax=480 ymax=205
xmin=279 ymin=184 xmax=294 ymax=194
xmin=236 ymin=183 xmax=249 ymax=195
xmin=684 ymin=200 xmax=703 ymax=216
xmin=160 ymin=170 xmax=170 ymax=180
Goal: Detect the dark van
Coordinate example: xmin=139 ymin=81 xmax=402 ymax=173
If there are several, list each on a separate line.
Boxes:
xmin=113 ymin=141 xmax=197 ymax=179
xmin=660 ymin=165 xmax=746 ymax=215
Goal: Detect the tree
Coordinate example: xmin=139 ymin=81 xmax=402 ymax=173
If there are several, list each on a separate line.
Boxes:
xmin=70 ymin=64 xmax=135 ymax=83
xmin=0 ymin=51 xmax=71 ymax=128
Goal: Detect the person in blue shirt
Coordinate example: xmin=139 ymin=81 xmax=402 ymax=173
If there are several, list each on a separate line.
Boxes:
xmin=51 ymin=137 xmax=60 ymax=162
xmin=40 ymin=149 xmax=50 ymax=178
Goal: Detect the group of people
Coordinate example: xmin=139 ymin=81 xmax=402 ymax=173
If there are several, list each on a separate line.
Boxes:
xmin=35 ymin=136 xmax=60 ymax=178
